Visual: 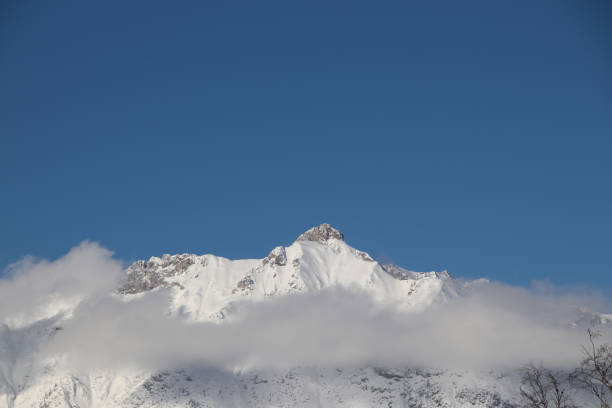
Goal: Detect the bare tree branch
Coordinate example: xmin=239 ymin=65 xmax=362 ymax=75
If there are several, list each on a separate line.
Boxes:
xmin=520 ymin=363 xmax=576 ymax=408
xmin=570 ymin=329 xmax=612 ymax=408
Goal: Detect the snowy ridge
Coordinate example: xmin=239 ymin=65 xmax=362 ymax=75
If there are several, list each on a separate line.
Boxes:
xmin=119 ymin=223 xmax=472 ymax=322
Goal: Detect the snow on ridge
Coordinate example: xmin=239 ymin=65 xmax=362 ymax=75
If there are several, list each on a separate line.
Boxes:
xmin=117 ymin=223 xmax=467 ymax=321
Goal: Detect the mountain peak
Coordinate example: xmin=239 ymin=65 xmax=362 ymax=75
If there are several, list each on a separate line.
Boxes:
xmin=296 ymin=223 xmax=345 ymax=243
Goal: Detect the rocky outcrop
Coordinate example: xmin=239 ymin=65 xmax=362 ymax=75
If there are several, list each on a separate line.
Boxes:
xmin=296 ymin=223 xmax=344 ymax=243
xmin=232 ymin=275 xmax=255 ymax=294
xmin=262 ymin=246 xmax=287 ymax=266
xmin=119 ymin=254 xmax=200 ymax=294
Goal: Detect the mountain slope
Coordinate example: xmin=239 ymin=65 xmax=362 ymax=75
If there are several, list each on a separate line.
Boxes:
xmin=119 ymin=224 xmax=475 ymax=322
xmin=0 ymin=223 xmax=607 ymax=408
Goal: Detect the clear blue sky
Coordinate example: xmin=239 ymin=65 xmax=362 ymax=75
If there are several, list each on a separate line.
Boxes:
xmin=1 ymin=1 xmax=611 ymax=289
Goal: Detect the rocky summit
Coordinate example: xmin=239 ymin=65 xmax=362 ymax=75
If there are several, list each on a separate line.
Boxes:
xmin=296 ymin=223 xmax=345 ymax=243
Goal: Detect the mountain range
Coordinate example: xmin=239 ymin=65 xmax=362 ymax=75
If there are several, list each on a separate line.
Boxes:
xmin=1 ymin=223 xmax=609 ymax=408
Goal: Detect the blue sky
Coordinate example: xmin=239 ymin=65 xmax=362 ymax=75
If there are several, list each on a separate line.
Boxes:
xmin=1 ymin=0 xmax=611 ymax=289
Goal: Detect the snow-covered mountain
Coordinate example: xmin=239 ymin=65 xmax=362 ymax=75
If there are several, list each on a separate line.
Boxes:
xmin=0 ymin=224 xmax=607 ymax=408
xmin=118 ymin=223 xmax=481 ymax=322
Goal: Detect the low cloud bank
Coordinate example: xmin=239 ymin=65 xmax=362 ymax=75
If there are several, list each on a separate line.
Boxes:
xmin=2 ymin=242 xmax=611 ymax=374
xmin=49 ymin=285 xmax=610 ymax=372
xmin=0 ymin=242 xmax=123 ymax=326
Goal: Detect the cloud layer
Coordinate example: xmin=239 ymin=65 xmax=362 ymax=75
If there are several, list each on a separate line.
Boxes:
xmin=48 ymin=284 xmax=611 ymax=372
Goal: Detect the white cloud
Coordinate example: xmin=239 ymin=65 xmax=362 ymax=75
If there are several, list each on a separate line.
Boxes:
xmin=47 ymin=280 xmax=612 ymax=373
xmin=0 ymin=242 xmax=123 ymax=327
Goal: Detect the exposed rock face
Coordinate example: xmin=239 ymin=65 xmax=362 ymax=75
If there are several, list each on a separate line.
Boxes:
xmin=296 ymin=223 xmax=344 ymax=243
xmin=232 ymin=275 xmax=255 ymax=294
xmin=262 ymin=246 xmax=287 ymax=266
xmin=119 ymin=254 xmax=199 ymax=294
